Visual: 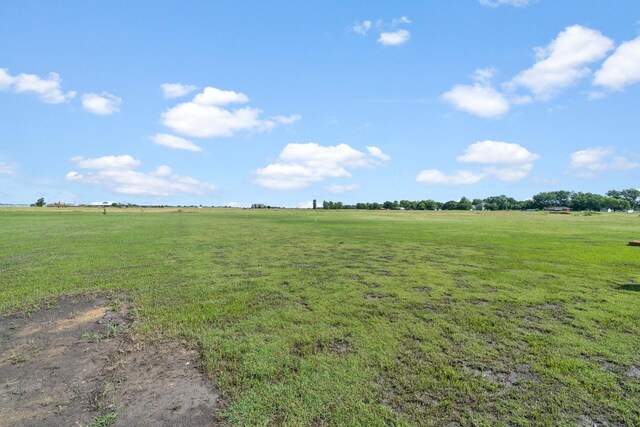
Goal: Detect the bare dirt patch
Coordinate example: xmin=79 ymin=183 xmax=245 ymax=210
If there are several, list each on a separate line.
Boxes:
xmin=0 ymin=294 xmax=219 ymax=427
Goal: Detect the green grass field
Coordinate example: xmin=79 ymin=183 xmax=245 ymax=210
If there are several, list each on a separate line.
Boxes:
xmin=1 ymin=208 xmax=639 ymax=426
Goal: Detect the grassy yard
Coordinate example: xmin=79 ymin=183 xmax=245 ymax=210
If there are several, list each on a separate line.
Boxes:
xmin=1 ymin=208 xmax=639 ymax=426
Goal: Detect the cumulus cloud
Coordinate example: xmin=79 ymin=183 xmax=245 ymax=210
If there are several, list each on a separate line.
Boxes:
xmin=508 ymin=25 xmax=614 ymax=99
xmin=457 ymin=140 xmax=539 ymax=164
xmin=0 ymin=69 xmax=13 ymax=90
xmin=82 ymin=92 xmax=122 ymax=115
xmin=151 ymin=133 xmax=202 ymax=152
xmin=254 ymin=142 xmax=390 ymax=190
xmin=417 ymin=140 xmax=538 ymax=185
xmin=192 ymin=87 xmax=249 ymax=105
xmin=352 ymin=20 xmax=372 ymax=35
xmin=160 ymin=86 xmax=300 ymax=138
xmin=326 ymin=184 xmax=361 ymax=194
xmin=66 ymin=155 xmax=216 ymax=196
xmin=353 ymin=17 xmax=411 ymax=46
xmin=0 ymin=68 xmax=75 ymax=104
xmin=417 ymin=169 xmax=487 ymax=185
xmin=442 ymin=84 xmax=510 ymax=118
xmin=378 ymin=29 xmax=410 ymax=46
xmin=160 ymin=83 xmax=198 ymax=99
xmin=70 ymin=155 xmax=141 ymax=170
xmin=367 ymin=146 xmax=391 ymax=161
xmin=479 ymin=0 xmax=534 ymax=7
xmin=570 ymin=147 xmax=640 ymax=177
xmin=444 ymin=26 xmax=618 ymax=117
xmin=594 ymin=36 xmax=640 ymax=90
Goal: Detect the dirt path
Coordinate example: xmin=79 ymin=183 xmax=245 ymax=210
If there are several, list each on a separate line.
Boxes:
xmin=0 ymin=294 xmax=220 ymax=427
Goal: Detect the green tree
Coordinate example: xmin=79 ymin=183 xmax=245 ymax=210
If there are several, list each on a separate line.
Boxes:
xmin=35 ymin=197 xmax=45 ymax=207
xmin=312 ymin=199 xmax=317 ymax=210
xmin=441 ymin=200 xmax=459 ymax=210
xmin=603 ymin=198 xmax=631 ymax=211
xmin=621 ymin=188 xmax=640 ymax=208
xmin=457 ymin=197 xmax=473 ymax=210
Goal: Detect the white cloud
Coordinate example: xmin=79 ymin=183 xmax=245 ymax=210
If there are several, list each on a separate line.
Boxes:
xmin=594 ymin=36 xmax=640 ymax=90
xmin=66 ymin=155 xmax=216 ymax=196
xmin=0 ymin=69 xmax=13 ymax=90
xmin=161 ymin=86 xmax=300 ymax=138
xmin=508 ymin=25 xmax=614 ymax=99
xmin=442 ymin=83 xmax=510 ymax=118
xmin=417 ymin=140 xmax=538 ymax=185
xmin=479 ymin=0 xmax=534 ymax=7
xmin=272 ymin=114 xmax=302 ymax=125
xmin=326 ymin=184 xmax=361 ymax=193
xmin=192 ymin=87 xmax=249 ymax=105
xmin=367 ymin=146 xmax=391 ymax=161
xmin=352 ymin=20 xmax=372 ymax=35
xmin=151 ymin=133 xmax=202 ymax=152
xmin=417 ymin=169 xmax=487 ymax=185
xmin=570 ymin=147 xmax=640 ymax=177
xmin=70 ymin=155 xmax=141 ymax=170
xmin=161 ymin=83 xmax=198 ymax=99
xmin=0 ymin=162 xmax=15 ymax=176
xmin=378 ymin=29 xmax=410 ymax=46
xmin=457 ymin=140 xmax=539 ymax=164
xmin=0 ymin=68 xmax=76 ymax=104
xmin=82 ymin=92 xmax=122 ymax=115
xmin=254 ymin=142 xmax=390 ymax=190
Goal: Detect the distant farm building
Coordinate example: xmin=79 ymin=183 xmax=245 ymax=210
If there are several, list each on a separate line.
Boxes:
xmin=90 ymin=201 xmax=117 ymax=206
xmin=251 ymin=203 xmax=267 ymax=209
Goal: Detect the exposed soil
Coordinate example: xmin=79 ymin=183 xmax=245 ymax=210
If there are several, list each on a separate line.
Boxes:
xmin=0 ymin=294 xmax=219 ymax=427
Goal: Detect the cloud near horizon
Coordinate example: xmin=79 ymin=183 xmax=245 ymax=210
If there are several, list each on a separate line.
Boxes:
xmin=570 ymin=147 xmax=640 ymax=178
xmin=254 ymin=142 xmax=390 ymax=190
xmin=417 ymin=140 xmax=539 ymax=185
xmin=66 ymin=155 xmax=217 ymax=196
xmin=160 ymin=86 xmax=300 ymax=138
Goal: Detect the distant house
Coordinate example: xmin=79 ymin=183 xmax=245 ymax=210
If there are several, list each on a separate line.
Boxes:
xmin=473 ymin=203 xmax=485 ymax=211
xmin=90 ymin=201 xmax=117 ymax=206
xmin=251 ymin=203 xmax=267 ymax=209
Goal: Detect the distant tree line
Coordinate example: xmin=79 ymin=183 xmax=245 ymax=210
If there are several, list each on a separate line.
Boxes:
xmin=321 ymin=188 xmax=639 ymax=212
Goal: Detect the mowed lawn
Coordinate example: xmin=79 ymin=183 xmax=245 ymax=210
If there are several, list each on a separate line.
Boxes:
xmin=1 ymin=208 xmax=639 ymax=426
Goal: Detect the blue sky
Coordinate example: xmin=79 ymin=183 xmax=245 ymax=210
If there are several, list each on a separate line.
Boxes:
xmin=1 ymin=0 xmax=639 ymax=207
